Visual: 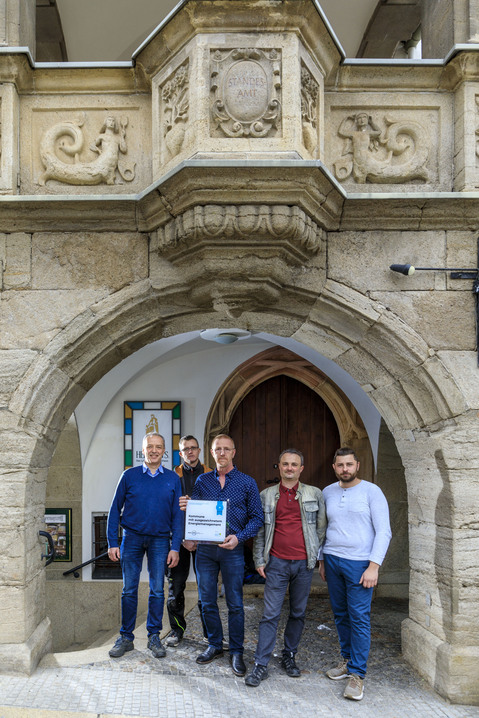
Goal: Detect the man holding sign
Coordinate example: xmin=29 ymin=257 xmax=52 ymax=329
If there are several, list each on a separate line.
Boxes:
xmin=180 ymin=434 xmax=263 ymax=677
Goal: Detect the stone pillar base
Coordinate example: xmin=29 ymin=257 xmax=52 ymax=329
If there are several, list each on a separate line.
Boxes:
xmin=402 ymin=618 xmax=479 ymax=705
xmin=0 ymin=617 xmax=51 ymax=674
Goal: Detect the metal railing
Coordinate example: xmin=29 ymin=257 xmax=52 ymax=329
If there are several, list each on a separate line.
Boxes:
xmin=62 ymin=551 xmax=110 ymax=578
xmin=39 ymin=530 xmax=56 ymax=566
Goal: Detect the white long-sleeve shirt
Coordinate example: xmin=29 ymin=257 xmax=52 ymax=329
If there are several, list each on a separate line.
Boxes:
xmin=319 ymin=480 xmax=391 ymax=565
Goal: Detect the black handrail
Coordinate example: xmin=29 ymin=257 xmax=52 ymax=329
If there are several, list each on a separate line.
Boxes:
xmin=63 ymin=550 xmax=109 ymax=578
xmin=39 ymin=530 xmax=56 ymax=566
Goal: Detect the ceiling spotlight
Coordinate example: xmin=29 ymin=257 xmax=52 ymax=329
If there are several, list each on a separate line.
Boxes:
xmin=200 ymin=328 xmax=251 ymax=344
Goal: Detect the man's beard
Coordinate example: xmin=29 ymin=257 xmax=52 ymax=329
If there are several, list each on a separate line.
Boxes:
xmin=338 ymin=472 xmax=358 ymax=483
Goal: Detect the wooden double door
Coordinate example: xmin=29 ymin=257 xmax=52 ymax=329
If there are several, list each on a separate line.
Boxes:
xmin=228 ymin=375 xmax=340 ymax=492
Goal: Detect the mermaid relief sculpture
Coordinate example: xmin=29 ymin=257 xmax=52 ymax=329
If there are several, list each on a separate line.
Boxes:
xmin=334 ymin=111 xmax=430 ymax=184
xmin=39 ymin=113 xmax=136 ymax=186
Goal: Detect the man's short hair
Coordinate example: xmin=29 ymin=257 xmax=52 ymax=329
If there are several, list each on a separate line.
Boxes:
xmin=279 ymin=448 xmax=304 ymax=466
xmin=211 ymin=433 xmax=235 ymax=447
xmin=333 ymin=447 xmax=359 ymax=462
xmin=179 ymin=434 xmax=199 ymax=448
xmin=143 ymin=432 xmax=165 ymax=447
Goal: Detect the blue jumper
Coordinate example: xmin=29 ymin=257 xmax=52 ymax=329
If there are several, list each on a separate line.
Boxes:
xmin=107 ymin=465 xmax=183 ymax=551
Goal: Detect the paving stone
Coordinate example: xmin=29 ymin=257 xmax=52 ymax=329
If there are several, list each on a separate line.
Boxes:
xmin=0 ymin=597 xmax=478 ymax=717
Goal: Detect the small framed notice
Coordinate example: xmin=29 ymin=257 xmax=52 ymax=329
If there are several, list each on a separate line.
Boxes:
xmin=185 ymin=500 xmax=227 ymax=543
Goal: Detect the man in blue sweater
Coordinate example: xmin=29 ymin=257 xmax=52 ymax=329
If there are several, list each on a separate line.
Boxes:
xmin=319 ymin=447 xmax=391 ymax=701
xmin=107 ymin=432 xmax=183 ymax=659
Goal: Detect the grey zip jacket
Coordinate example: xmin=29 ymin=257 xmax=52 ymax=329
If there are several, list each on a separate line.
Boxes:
xmin=253 ymin=482 xmax=327 ymax=570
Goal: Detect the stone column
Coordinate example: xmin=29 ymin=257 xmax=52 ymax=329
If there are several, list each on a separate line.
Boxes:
xmin=398 ymin=411 xmax=479 ymax=705
xmin=421 ymin=0 xmax=479 ymax=58
xmin=0 ymin=0 xmax=35 ymax=54
xmin=0 ymin=412 xmax=52 ymax=672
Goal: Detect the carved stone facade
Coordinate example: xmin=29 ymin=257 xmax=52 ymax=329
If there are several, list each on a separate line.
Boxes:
xmin=210 ymin=47 xmax=281 ymax=138
xmin=0 ymin=0 xmax=479 ymax=707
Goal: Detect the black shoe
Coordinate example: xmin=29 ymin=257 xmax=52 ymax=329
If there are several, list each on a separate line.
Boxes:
xmin=245 ymin=663 xmax=269 ymax=687
xmin=147 ymin=634 xmax=166 ymax=658
xmin=230 ymin=653 xmax=246 ymax=676
xmin=196 ymin=645 xmax=224 ymax=664
xmin=281 ymin=651 xmax=301 ymax=677
xmin=109 ymin=636 xmax=134 ymax=658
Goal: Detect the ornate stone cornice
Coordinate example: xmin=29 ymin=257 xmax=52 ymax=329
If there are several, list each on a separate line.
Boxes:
xmin=157 ymin=204 xmax=322 ymax=263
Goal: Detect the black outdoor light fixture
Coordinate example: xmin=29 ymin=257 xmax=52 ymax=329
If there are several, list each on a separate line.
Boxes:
xmin=390 ymin=237 xmax=479 ymax=365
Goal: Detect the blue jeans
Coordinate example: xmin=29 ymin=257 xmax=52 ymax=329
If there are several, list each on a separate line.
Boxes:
xmin=195 ymin=543 xmax=245 ymax=654
xmin=255 ymin=555 xmax=313 ymax=666
xmin=324 ymin=553 xmax=374 ymax=678
xmin=120 ymin=530 xmax=170 ymax=641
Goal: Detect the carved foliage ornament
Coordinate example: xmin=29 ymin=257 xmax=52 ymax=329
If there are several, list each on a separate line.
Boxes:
xmin=474 ymin=95 xmax=479 ymax=164
xmin=39 ymin=112 xmax=135 ymax=186
xmin=158 ymin=204 xmax=321 ymax=257
xmin=211 ymin=48 xmax=281 ymax=138
xmin=334 ymin=112 xmax=430 ymax=184
xmin=161 ymin=60 xmax=189 ymax=160
xmin=301 ymin=62 xmax=319 ymax=155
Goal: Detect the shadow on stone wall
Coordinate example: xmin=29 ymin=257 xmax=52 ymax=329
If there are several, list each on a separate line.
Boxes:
xmin=375 ymin=418 xmax=409 ymax=598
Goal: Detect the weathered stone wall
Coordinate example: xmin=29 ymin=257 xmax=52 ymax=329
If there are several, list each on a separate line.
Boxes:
xmin=0 ymin=0 xmax=478 ymax=704
xmin=375 ymin=419 xmax=409 ymax=599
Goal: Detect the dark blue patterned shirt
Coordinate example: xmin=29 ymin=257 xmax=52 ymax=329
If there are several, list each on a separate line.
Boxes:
xmin=191 ymin=466 xmax=263 ymax=544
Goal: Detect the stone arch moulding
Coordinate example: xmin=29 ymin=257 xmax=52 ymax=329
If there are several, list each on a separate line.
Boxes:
xmin=203 ymin=345 xmax=374 ymax=480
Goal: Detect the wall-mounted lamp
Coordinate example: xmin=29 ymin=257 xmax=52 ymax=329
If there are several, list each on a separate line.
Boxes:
xmin=390 ymin=238 xmax=479 ymax=365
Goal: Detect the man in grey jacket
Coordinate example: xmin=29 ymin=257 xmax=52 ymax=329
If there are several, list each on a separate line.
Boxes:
xmin=245 ymin=449 xmax=326 ymax=687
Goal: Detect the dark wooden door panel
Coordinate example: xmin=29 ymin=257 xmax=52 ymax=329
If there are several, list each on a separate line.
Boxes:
xmin=229 ymin=375 xmax=339 ymax=491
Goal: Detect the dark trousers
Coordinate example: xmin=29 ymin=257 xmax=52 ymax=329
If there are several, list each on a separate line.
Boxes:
xmin=254 ymin=554 xmax=313 ymax=666
xmin=167 ymin=545 xmax=207 ymax=637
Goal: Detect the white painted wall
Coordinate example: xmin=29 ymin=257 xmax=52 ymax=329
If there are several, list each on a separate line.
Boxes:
xmin=76 ymin=331 xmax=381 ymax=577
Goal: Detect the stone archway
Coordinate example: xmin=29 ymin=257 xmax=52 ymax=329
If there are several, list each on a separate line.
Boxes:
xmin=2 ymin=278 xmax=478 ymax=702
xmin=204 ymin=345 xmax=374 ymax=480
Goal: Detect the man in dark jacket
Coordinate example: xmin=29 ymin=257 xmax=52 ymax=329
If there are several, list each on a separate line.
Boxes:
xmin=107 ymin=432 xmax=183 ymax=659
xmin=165 ymin=434 xmax=212 ymax=646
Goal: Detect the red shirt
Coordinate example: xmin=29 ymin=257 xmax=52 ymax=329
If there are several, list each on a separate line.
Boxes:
xmin=270 ymin=482 xmax=307 ymax=561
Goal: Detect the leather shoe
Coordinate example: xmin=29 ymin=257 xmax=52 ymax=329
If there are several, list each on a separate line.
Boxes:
xmin=230 ymin=653 xmax=246 ymax=676
xmin=196 ymin=645 xmax=224 ymax=664
xmin=281 ymin=651 xmax=301 ymax=677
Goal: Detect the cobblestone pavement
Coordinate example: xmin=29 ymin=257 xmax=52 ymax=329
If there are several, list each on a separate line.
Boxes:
xmin=1 ymin=596 xmax=478 ymax=718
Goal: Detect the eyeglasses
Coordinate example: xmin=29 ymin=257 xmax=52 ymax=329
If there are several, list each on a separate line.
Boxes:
xmin=213 ymin=447 xmax=234 ymax=454
xmin=181 ymin=446 xmax=199 ymax=452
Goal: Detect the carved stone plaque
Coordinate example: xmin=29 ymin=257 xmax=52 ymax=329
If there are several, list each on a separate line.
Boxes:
xmin=224 ymin=60 xmax=269 ymax=122
xmin=211 ymin=48 xmax=281 ymax=138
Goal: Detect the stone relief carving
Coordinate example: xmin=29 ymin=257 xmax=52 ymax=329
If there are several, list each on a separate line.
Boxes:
xmin=161 ymin=61 xmax=189 ymax=160
xmin=475 ymin=96 xmax=479 ymax=163
xmin=334 ymin=112 xmax=430 ymax=184
xmin=210 ymin=48 xmax=281 ymax=138
xmin=39 ymin=113 xmax=136 ymax=186
xmin=301 ymin=63 xmax=319 ymax=155
xmin=158 ymin=204 xmax=321 ymax=257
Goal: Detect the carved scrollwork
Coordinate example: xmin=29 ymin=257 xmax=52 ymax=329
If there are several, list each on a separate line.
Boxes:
xmin=301 ymin=63 xmax=319 ymax=155
xmin=161 ymin=60 xmax=189 ymax=160
xmin=158 ymin=204 xmax=321 ymax=258
xmin=210 ymin=48 xmax=281 ymax=138
xmin=39 ymin=112 xmax=136 ymax=186
xmin=333 ymin=112 xmax=430 ymax=184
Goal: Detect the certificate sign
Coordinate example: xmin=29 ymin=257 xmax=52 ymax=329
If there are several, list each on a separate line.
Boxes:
xmin=185 ymin=500 xmax=227 ymax=543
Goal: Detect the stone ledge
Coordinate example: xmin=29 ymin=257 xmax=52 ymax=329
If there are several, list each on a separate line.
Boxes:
xmin=0 ymin=616 xmax=51 ymax=674
xmin=402 ymin=618 xmax=479 ymax=705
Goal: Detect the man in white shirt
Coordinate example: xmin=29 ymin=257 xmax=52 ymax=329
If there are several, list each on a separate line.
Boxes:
xmin=319 ymin=447 xmax=391 ymax=702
